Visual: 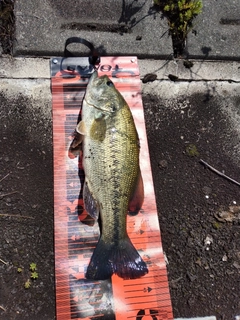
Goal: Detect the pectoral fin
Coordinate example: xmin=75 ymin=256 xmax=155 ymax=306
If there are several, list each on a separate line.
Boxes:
xmin=83 ymin=180 xmax=99 ymax=220
xmin=68 ymin=133 xmax=82 ymax=159
xmin=76 ymin=120 xmax=87 ymax=135
xmin=68 ymin=121 xmax=86 ymax=158
xmin=128 ymin=171 xmax=144 ymax=216
xmin=90 ymin=118 xmax=106 ymax=142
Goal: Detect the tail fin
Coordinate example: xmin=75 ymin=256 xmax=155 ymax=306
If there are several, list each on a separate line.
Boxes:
xmin=85 ymin=237 xmax=148 ymax=280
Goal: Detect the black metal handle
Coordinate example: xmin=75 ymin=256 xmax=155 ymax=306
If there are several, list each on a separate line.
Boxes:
xmin=64 ymin=37 xmax=100 ymax=66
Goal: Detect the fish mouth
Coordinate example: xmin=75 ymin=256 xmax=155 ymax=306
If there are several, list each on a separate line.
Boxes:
xmin=85 ymin=71 xmax=113 ymax=114
xmin=85 ymin=70 xmax=98 ymax=93
xmin=88 ymin=70 xmax=98 ymax=83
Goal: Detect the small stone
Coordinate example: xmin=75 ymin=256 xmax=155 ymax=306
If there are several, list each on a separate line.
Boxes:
xmin=183 ymin=60 xmax=194 ymax=69
xmin=187 ymin=272 xmax=197 ymax=282
xmin=11 ymin=288 xmax=17 ymax=294
xmin=195 ymin=258 xmax=202 ymax=266
xmin=142 ymin=73 xmax=157 ymax=83
xmin=216 ymin=210 xmax=235 ymax=222
xmin=204 ymin=235 xmax=213 ymax=250
xmin=233 ymin=261 xmax=240 ymax=269
xmin=158 ymin=160 xmax=168 ymax=169
xmin=229 ymin=205 xmax=240 ymax=213
xmin=202 ymin=186 xmax=212 ymax=195
xmin=226 ymin=269 xmax=234 ymax=275
xmin=222 ymin=254 xmax=228 ymax=261
xmin=168 ymin=74 xmax=179 ymax=82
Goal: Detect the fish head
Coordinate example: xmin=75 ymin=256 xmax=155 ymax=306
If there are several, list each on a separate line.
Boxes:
xmin=85 ymin=71 xmax=124 ymax=115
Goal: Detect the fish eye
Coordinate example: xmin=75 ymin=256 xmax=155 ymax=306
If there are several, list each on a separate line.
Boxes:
xmin=106 ymin=80 xmax=113 ymax=87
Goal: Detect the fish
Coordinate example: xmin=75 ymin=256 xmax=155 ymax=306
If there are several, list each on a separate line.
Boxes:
xmin=70 ymin=71 xmax=148 ymax=280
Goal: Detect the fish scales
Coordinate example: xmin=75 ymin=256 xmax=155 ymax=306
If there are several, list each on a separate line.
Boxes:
xmin=84 ymin=103 xmax=139 ymax=243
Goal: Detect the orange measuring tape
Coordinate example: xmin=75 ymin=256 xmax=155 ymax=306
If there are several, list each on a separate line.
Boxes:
xmin=51 ymin=56 xmax=173 ymax=320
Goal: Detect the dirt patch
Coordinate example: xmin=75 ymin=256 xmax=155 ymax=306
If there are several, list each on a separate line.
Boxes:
xmin=0 ymin=92 xmax=55 ymax=320
xmin=142 ymin=90 xmax=240 ymax=319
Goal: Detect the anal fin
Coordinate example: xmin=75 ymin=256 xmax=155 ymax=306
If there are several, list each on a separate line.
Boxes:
xmin=76 ymin=120 xmax=87 ymax=135
xmin=128 ymin=170 xmax=144 ymax=216
xmin=83 ymin=181 xmax=99 ymax=220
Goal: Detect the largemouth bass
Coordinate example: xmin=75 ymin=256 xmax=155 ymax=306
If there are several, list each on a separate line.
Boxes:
xmin=70 ymin=71 xmax=148 ymax=280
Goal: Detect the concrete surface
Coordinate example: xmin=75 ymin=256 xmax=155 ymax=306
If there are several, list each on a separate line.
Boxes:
xmin=0 ymin=57 xmax=50 ymax=79
xmin=1 ymin=57 xmax=240 ymax=82
xmin=187 ymin=0 xmax=240 ymax=60
xmin=14 ymin=0 xmax=240 ymax=59
xmin=13 ymin=0 xmax=171 ymax=58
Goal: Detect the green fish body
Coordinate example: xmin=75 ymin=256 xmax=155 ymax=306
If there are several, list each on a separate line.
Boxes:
xmin=72 ymin=71 xmax=148 ymax=280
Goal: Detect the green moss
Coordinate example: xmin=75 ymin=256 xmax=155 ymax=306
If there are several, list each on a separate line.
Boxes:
xmin=212 ymin=221 xmax=222 ymax=229
xmin=185 ymin=144 xmax=199 ymax=157
xmin=29 ymin=262 xmax=37 ymax=272
xmin=24 ymin=279 xmax=31 ymax=289
xmin=31 ymin=271 xmax=39 ymax=280
xmin=154 ymin=0 xmax=203 ymax=56
xmin=17 ymin=267 xmax=23 ymax=273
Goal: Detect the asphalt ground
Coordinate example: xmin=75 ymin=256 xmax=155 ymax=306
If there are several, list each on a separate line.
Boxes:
xmin=14 ymin=0 xmax=240 ymax=59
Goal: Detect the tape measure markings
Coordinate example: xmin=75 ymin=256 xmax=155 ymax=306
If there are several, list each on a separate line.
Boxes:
xmin=52 ymin=56 xmax=173 ymax=320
